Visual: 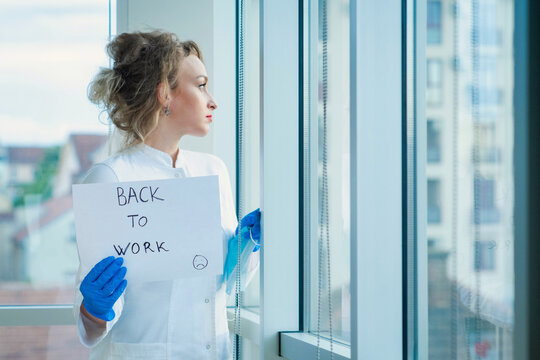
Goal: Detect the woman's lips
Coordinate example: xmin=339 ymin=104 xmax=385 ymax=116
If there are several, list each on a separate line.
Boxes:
xmin=206 ymin=115 xmax=212 ymax=122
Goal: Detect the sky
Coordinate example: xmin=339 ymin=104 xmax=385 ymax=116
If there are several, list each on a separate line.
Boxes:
xmin=0 ymin=0 xmax=111 ymax=146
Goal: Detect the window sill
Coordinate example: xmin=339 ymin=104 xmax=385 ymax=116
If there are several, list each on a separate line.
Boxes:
xmin=0 ymin=305 xmax=74 ymax=326
xmin=227 ymin=307 xmax=260 ymax=346
xmin=225 ymin=308 xmax=351 ymax=359
xmin=279 ymin=332 xmax=350 ymax=360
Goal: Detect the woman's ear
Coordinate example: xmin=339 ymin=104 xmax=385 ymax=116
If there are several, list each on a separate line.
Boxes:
xmin=157 ymin=82 xmax=170 ymax=107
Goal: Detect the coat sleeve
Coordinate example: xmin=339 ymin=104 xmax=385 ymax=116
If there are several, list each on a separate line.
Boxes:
xmin=73 ymin=163 xmax=125 ymax=347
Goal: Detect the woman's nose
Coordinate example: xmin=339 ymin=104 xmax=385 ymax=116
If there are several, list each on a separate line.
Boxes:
xmin=208 ymin=98 xmax=217 ymax=111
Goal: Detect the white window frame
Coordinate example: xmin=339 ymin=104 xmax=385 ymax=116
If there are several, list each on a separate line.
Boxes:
xmin=274 ymin=0 xmax=426 ymax=358
xmin=349 ymin=0 xmax=404 ymax=358
xmin=258 ymin=0 xmax=300 ymax=358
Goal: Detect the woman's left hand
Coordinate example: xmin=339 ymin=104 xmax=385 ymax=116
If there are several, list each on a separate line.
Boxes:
xmin=237 ymin=208 xmax=261 ymax=251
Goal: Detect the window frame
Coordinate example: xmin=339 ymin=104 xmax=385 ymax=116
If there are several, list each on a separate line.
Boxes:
xmin=279 ymin=0 xmax=427 ymax=358
xmin=257 ymin=0 xmax=301 ymax=356
xmin=514 ymin=0 xmax=540 ymax=358
xmin=349 ymin=0 xmax=407 ymax=358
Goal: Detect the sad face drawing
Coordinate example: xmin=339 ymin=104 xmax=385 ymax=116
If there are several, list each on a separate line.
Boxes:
xmin=193 ymin=255 xmax=208 ymax=270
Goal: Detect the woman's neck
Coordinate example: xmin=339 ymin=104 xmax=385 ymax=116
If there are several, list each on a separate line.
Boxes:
xmin=144 ymin=127 xmax=182 ymax=167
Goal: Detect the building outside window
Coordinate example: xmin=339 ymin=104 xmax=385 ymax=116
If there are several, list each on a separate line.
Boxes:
xmin=426 ymin=0 xmax=514 ymax=358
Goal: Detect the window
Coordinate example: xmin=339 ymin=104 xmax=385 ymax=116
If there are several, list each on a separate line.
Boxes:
xmin=232 ymin=1 xmax=262 ymax=356
xmin=307 ymin=0 xmax=351 ymax=344
xmin=479 ymin=55 xmax=498 ymax=88
xmin=0 ymin=1 xmax=109 ymax=298
xmin=427 ymin=0 xmax=442 ymax=44
xmin=425 ymin=0 xmax=514 ymax=358
xmin=427 ymin=59 xmax=443 ymax=106
xmin=468 ymin=86 xmax=503 ymax=107
xmin=474 ymin=178 xmax=500 ymax=224
xmin=428 ymin=179 xmax=441 ymax=224
xmin=475 ymin=124 xmax=500 ymax=163
xmin=0 ymin=1 xmax=109 ymax=357
xmin=473 ymin=0 xmax=502 ymax=46
xmin=474 ymin=240 xmax=496 ymax=271
xmin=427 ymin=119 xmax=441 ymax=163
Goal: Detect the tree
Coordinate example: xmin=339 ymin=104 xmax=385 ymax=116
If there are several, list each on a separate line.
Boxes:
xmin=13 ymin=146 xmax=60 ymax=208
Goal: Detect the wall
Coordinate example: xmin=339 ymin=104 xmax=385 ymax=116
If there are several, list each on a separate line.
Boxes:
xmin=116 ymin=0 xmax=237 ymax=198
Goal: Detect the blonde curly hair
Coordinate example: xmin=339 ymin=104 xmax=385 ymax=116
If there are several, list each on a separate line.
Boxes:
xmin=88 ymin=30 xmax=203 ymax=148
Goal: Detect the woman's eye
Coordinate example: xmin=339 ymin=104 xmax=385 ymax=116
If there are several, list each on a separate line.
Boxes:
xmin=199 ymin=83 xmax=207 ymax=89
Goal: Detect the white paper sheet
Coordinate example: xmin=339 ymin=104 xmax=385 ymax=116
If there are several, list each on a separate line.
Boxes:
xmin=72 ymin=176 xmax=223 ymax=282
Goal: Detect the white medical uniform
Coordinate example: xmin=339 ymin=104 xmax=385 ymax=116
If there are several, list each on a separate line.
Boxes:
xmin=73 ymin=143 xmax=258 ymax=360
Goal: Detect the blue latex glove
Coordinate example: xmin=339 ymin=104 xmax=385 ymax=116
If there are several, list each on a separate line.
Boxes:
xmin=80 ymin=256 xmax=128 ymax=321
xmin=235 ymin=208 xmax=261 ymax=252
xmin=223 ymin=208 xmax=261 ymax=294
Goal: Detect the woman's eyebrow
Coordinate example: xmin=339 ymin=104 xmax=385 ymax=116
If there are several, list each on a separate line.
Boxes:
xmin=196 ymin=75 xmax=208 ymax=82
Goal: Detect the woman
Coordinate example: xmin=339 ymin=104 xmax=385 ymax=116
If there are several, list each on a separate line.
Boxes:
xmin=74 ymin=30 xmax=260 ymax=359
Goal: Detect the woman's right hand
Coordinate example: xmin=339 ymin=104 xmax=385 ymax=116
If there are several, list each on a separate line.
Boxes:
xmin=80 ymin=256 xmax=127 ymax=322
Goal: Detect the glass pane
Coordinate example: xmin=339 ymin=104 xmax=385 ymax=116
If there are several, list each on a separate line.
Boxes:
xmin=225 ymin=0 xmax=260 ymax=317
xmin=307 ymin=0 xmax=351 ymax=344
xmin=227 ymin=1 xmax=261 ymax=357
xmin=425 ymin=0 xmax=514 ymax=358
xmin=0 ymin=2 xmax=110 ymax=304
xmin=236 ymin=0 xmax=261 ymax=313
xmin=0 ymin=326 xmax=89 ymax=359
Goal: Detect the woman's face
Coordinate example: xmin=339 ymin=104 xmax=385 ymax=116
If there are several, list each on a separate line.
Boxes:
xmin=166 ymin=54 xmax=217 ymax=137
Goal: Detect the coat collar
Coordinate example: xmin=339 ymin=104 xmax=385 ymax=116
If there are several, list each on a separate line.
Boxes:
xmin=138 ymin=143 xmax=186 ymax=169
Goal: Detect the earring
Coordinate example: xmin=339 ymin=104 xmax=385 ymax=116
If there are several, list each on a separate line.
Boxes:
xmin=164 ymin=105 xmax=170 ymax=116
